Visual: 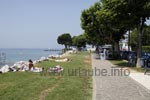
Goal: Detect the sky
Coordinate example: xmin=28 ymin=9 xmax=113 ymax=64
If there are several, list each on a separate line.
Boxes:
xmin=0 ymin=0 xmax=149 ymax=49
xmin=0 ymin=0 xmax=98 ymax=49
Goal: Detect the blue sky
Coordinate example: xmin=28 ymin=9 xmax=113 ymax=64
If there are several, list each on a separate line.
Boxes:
xmin=0 ymin=0 xmax=98 ymax=49
xmin=0 ymin=0 xmax=149 ymax=49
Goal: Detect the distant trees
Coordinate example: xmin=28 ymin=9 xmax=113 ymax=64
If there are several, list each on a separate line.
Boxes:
xmin=57 ymin=33 xmax=72 ymax=49
xmin=72 ymin=35 xmax=86 ymax=49
xmin=83 ymin=32 xmax=95 ymax=47
xmin=57 ymin=33 xmax=87 ymax=50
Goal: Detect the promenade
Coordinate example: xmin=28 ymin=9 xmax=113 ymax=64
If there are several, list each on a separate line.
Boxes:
xmin=92 ymin=54 xmax=150 ymax=100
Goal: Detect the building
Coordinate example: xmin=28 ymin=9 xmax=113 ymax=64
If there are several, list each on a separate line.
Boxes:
xmin=120 ymin=32 xmax=131 ymax=51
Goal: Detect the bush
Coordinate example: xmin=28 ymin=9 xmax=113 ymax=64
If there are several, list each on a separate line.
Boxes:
xmin=142 ymin=46 xmax=150 ymax=52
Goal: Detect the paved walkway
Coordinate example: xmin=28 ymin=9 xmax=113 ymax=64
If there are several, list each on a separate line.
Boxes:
xmin=92 ymin=54 xmax=150 ymax=100
xmin=130 ymin=73 xmax=150 ymax=90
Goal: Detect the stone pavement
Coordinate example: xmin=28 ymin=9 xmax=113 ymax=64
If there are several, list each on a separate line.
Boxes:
xmin=130 ymin=73 xmax=150 ymax=90
xmin=92 ymin=54 xmax=150 ymax=100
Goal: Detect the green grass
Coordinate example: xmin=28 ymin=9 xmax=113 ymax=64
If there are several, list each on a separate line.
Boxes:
xmin=109 ymin=60 xmax=135 ymax=67
xmin=109 ymin=60 xmax=145 ymax=72
xmin=0 ymin=52 xmax=92 ymax=100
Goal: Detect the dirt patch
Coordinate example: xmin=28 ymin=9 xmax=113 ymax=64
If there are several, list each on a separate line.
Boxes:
xmin=84 ymin=60 xmax=91 ymax=65
xmin=85 ymin=55 xmax=90 ymax=60
xmin=84 ymin=55 xmax=91 ymax=66
xmin=39 ymin=81 xmax=61 ymax=100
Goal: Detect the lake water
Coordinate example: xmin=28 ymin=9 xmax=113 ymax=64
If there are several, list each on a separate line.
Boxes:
xmin=0 ymin=48 xmax=62 ymax=66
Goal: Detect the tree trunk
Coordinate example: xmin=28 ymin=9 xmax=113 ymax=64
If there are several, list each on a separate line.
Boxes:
xmin=136 ymin=17 xmax=144 ymax=67
xmin=113 ymin=40 xmax=120 ymax=59
xmin=128 ymin=29 xmax=130 ymax=51
xmin=92 ymin=44 xmax=94 ymax=48
xmin=95 ymin=45 xmax=99 ymax=54
xmin=114 ymin=40 xmax=120 ymax=53
xmin=65 ymin=44 xmax=67 ymax=49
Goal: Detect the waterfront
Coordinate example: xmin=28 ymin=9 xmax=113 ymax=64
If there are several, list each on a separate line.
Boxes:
xmin=0 ymin=48 xmax=62 ymax=66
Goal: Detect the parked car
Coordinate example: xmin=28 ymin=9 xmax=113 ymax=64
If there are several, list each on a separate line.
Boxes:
xmin=120 ymin=51 xmax=130 ymax=60
xmin=140 ymin=52 xmax=150 ymax=67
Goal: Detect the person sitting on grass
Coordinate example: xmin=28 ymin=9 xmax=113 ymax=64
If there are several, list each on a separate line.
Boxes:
xmin=28 ymin=59 xmax=34 ymax=71
xmin=28 ymin=59 xmax=43 ymax=72
xmin=19 ymin=62 xmax=28 ymax=71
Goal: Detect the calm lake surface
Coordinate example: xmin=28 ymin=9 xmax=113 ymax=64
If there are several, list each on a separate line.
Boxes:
xmin=0 ymin=48 xmax=62 ymax=66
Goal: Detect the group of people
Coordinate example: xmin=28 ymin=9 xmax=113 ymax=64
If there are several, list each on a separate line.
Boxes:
xmin=8 ymin=59 xmax=42 ymax=73
xmin=1 ymin=53 xmax=70 ymax=73
xmin=9 ymin=59 xmax=34 ymax=72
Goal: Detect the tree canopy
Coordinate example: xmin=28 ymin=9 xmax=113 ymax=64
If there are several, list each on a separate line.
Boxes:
xmin=81 ymin=2 xmax=103 ymax=46
xmin=81 ymin=1 xmax=131 ymax=52
xmin=72 ymin=35 xmax=86 ymax=49
xmin=57 ymin=33 xmax=72 ymax=49
xmin=131 ymin=25 xmax=150 ymax=51
xmin=127 ymin=0 xmax=150 ymax=67
xmin=80 ymin=0 xmax=150 ymax=66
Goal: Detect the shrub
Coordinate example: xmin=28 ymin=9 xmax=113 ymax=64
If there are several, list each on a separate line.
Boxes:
xmin=142 ymin=46 xmax=150 ymax=52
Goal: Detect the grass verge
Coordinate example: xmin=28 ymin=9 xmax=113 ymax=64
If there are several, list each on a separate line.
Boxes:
xmin=109 ymin=60 xmax=145 ymax=73
xmin=0 ymin=52 xmax=92 ymax=100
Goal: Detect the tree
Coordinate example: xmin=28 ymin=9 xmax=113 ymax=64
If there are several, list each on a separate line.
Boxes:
xmin=97 ymin=0 xmax=131 ymax=53
xmin=131 ymin=25 xmax=150 ymax=51
xmin=71 ymin=36 xmax=78 ymax=47
xmin=142 ymin=25 xmax=150 ymax=45
xmin=81 ymin=2 xmax=103 ymax=46
xmin=81 ymin=0 xmax=132 ymax=57
xmin=130 ymin=29 xmax=138 ymax=51
xmin=72 ymin=35 xmax=86 ymax=50
xmin=80 ymin=0 xmax=150 ymax=62
xmin=83 ymin=32 xmax=95 ymax=47
xmin=127 ymin=0 xmax=150 ymax=67
xmin=57 ymin=33 xmax=72 ymax=49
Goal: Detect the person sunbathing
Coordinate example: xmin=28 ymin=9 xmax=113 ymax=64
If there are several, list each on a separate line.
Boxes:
xmin=48 ymin=65 xmax=63 ymax=72
xmin=28 ymin=59 xmax=34 ymax=71
xmin=28 ymin=59 xmax=43 ymax=72
xmin=55 ymin=58 xmax=70 ymax=62
xmin=21 ymin=62 xmax=28 ymax=71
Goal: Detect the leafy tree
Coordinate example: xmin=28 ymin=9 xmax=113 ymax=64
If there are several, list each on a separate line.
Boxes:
xmin=71 ymin=36 xmax=77 ymax=46
xmin=57 ymin=33 xmax=72 ymax=49
xmin=81 ymin=0 xmax=131 ymax=57
xmin=80 ymin=0 xmax=150 ymax=63
xmin=76 ymin=35 xmax=86 ymax=48
xmin=100 ymin=0 xmax=150 ymax=65
xmin=81 ymin=2 xmax=103 ymax=46
xmin=127 ymin=0 xmax=150 ymax=67
xmin=131 ymin=25 xmax=150 ymax=51
xmin=143 ymin=25 xmax=150 ymax=45
xmin=83 ymin=32 xmax=95 ymax=47
xmin=97 ymin=0 xmax=131 ymax=53
xmin=72 ymin=35 xmax=86 ymax=50
xmin=130 ymin=29 xmax=138 ymax=51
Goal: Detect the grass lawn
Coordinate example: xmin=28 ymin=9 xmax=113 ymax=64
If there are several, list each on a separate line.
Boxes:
xmin=0 ymin=52 xmax=92 ymax=100
xmin=109 ymin=60 xmax=145 ymax=72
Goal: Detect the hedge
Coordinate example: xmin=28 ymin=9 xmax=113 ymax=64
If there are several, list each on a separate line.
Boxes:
xmin=142 ymin=46 xmax=150 ymax=52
